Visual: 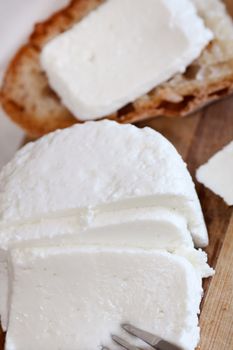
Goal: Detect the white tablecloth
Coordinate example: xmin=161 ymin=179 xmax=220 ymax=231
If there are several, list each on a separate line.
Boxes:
xmin=0 ymin=0 xmax=69 ymax=169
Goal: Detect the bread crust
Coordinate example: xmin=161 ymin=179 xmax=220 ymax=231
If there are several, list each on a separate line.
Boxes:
xmin=1 ymin=0 xmax=233 ymax=136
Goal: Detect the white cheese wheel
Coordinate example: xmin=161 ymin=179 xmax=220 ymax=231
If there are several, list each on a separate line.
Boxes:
xmin=0 ymin=121 xmax=210 ymax=331
xmin=0 ymin=120 xmax=207 ymax=247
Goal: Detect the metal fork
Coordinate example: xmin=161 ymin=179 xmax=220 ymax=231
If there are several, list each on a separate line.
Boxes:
xmin=102 ymin=324 xmax=181 ymax=350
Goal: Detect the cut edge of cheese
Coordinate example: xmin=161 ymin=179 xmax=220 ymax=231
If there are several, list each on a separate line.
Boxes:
xmin=0 ymin=207 xmax=194 ymax=251
xmin=1 ymin=242 xmax=213 ymax=332
xmin=6 ymin=246 xmax=205 ymax=350
xmin=0 ymin=206 xmax=195 ymax=330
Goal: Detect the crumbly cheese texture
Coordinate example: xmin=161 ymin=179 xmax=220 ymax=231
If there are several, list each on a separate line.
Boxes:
xmin=0 ymin=121 xmax=207 ymax=247
xmin=196 ymin=141 xmax=233 ymax=206
xmin=6 ymin=247 xmax=203 ymax=350
xmin=41 ymin=0 xmax=212 ymax=120
xmin=192 ymin=0 xmax=233 ymax=64
xmin=0 ymin=207 xmax=194 ymax=330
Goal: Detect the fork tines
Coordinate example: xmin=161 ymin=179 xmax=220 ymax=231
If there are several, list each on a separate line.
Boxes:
xmin=103 ymin=324 xmax=181 ymax=350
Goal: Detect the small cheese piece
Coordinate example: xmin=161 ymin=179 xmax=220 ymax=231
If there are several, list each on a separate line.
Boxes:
xmin=196 ymin=141 xmax=233 ymax=205
xmin=6 ymin=246 xmax=204 ymax=350
xmin=41 ymin=0 xmax=213 ymax=120
xmin=0 ymin=121 xmax=207 ymax=247
xmin=0 ymin=207 xmax=194 ymax=330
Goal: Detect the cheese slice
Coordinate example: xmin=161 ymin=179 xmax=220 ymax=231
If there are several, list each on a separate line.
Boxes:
xmin=41 ymin=0 xmax=212 ymax=120
xmin=0 ymin=121 xmax=208 ymax=247
xmin=0 ymin=207 xmax=194 ymax=251
xmin=0 ymin=207 xmax=194 ymax=330
xmin=196 ymin=141 xmax=233 ymax=206
xmin=6 ymin=246 xmax=206 ymax=350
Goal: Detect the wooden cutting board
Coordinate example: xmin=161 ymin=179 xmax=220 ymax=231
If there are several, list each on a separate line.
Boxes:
xmin=138 ymin=95 xmax=233 ymax=350
xmin=1 ymin=2 xmax=233 ymax=349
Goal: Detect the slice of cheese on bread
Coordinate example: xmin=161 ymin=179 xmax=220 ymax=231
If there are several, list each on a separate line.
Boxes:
xmin=0 ymin=0 xmax=233 ymax=136
xmin=40 ymin=0 xmax=212 ymax=120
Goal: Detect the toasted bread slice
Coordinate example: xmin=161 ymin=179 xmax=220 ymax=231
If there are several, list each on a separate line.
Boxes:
xmin=1 ymin=0 xmax=233 ymax=136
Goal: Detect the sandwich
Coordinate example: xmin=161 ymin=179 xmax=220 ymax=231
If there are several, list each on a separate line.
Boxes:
xmin=0 ymin=0 xmax=233 ymax=136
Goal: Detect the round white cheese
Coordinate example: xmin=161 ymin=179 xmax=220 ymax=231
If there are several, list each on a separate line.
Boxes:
xmin=0 ymin=120 xmax=207 ymax=246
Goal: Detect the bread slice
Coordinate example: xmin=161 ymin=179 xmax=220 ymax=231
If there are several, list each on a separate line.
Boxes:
xmin=1 ymin=0 xmax=233 ymax=137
